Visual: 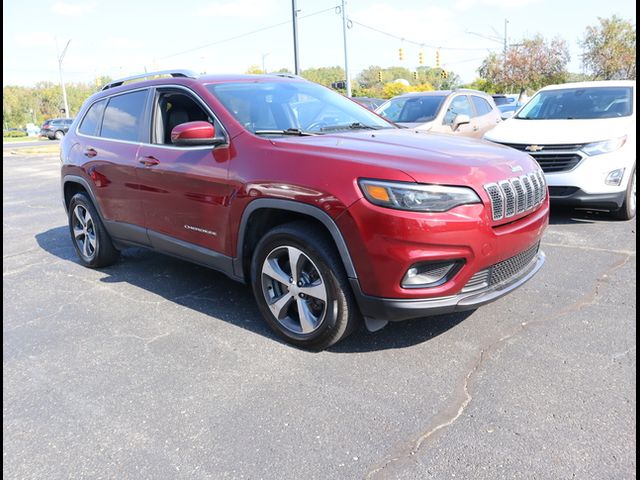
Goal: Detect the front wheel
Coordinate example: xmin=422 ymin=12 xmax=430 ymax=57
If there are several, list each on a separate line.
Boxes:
xmin=613 ymin=167 xmax=636 ymax=220
xmin=54 ymin=130 xmax=65 ymax=140
xmin=250 ymin=222 xmax=360 ymax=350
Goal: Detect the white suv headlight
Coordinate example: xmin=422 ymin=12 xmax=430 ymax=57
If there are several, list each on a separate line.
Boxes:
xmin=359 ymin=179 xmax=481 ymax=212
xmin=581 ymin=136 xmax=627 ymax=156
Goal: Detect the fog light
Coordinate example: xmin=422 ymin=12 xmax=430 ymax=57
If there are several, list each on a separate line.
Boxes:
xmin=605 ymin=168 xmax=625 ymax=186
xmin=401 ymin=260 xmax=463 ymax=288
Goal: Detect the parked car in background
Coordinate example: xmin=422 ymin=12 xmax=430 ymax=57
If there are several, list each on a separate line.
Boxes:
xmin=351 ymin=96 xmax=384 ymax=111
xmin=376 ymin=89 xmax=501 ymax=138
xmin=485 ymin=80 xmax=636 ymax=220
xmin=497 ymin=102 xmax=523 ymax=119
xmin=40 ymin=118 xmax=73 ymax=140
xmin=60 ymin=70 xmax=548 ymax=349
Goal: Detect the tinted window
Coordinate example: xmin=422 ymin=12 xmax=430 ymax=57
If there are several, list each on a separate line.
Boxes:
xmin=444 ymin=96 xmax=473 ymax=125
xmin=101 ymin=90 xmax=148 ymax=141
xmin=377 ymin=96 xmax=446 ymax=123
xmin=517 ymin=87 xmax=633 ymax=120
xmin=78 ymin=100 xmax=107 ymax=136
xmin=472 ymin=96 xmax=493 ymax=116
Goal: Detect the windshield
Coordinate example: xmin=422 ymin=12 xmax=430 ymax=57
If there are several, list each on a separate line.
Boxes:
xmin=516 ymin=87 xmax=634 ymax=120
xmin=207 ymin=81 xmax=392 ymax=134
xmin=376 ymin=96 xmax=446 ymax=123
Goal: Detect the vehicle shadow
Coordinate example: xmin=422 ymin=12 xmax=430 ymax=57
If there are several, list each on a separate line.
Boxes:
xmin=36 ymin=226 xmax=471 ymax=353
xmin=549 ymin=205 xmax=619 ymax=225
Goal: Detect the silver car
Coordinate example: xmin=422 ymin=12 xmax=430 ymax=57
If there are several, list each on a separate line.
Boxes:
xmin=376 ymin=89 xmax=502 ymax=139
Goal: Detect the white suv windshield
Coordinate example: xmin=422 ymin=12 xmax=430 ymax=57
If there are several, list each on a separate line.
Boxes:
xmin=516 ymin=87 xmax=633 ymax=120
xmin=207 ymin=81 xmax=393 ymax=134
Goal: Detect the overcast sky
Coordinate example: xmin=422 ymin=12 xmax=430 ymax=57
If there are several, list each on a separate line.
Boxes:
xmin=3 ymin=0 xmax=636 ymax=86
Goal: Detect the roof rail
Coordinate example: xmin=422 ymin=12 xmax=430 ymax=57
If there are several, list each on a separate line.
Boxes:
xmin=101 ymin=69 xmax=198 ymax=91
xmin=270 ymin=73 xmax=304 ymax=80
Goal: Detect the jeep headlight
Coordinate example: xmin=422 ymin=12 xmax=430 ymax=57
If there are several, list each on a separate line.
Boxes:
xmin=359 ymin=179 xmax=481 ymax=212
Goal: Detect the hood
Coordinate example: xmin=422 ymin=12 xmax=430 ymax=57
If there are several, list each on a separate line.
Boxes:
xmin=484 ymin=116 xmax=634 ymax=145
xmin=397 ymin=121 xmax=434 ymax=131
xmin=271 ymin=128 xmax=539 ymax=187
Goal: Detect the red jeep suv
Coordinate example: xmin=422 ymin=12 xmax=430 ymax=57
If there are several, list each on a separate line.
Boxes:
xmin=61 ymin=70 xmax=549 ymax=349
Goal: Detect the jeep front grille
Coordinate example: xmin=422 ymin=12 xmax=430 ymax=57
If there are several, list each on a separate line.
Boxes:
xmin=484 ymin=171 xmax=546 ymax=221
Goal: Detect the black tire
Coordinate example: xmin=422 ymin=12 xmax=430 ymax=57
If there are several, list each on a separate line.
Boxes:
xmin=68 ymin=193 xmax=119 ymax=268
xmin=613 ymin=166 xmax=636 ymax=220
xmin=54 ymin=130 xmax=65 ymax=140
xmin=250 ymin=221 xmax=360 ymax=350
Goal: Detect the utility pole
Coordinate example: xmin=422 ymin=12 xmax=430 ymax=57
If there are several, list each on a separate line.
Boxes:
xmin=291 ymin=0 xmax=300 ymax=74
xmin=340 ymin=0 xmax=351 ymax=97
xmin=262 ymin=52 xmax=270 ymax=73
xmin=57 ymin=39 xmax=71 ymax=119
xmin=504 ymin=19 xmax=509 ymax=58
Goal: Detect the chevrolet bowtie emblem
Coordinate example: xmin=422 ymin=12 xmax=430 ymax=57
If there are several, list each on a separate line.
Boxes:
xmin=525 ymin=145 xmax=544 ymax=152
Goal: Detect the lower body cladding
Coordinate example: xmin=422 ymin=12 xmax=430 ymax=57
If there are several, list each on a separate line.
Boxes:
xmin=352 ymin=247 xmax=545 ymax=327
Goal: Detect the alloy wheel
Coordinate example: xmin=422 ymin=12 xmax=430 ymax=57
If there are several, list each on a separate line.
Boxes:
xmin=72 ymin=204 xmax=97 ymax=260
xmin=261 ymin=246 xmax=328 ymax=335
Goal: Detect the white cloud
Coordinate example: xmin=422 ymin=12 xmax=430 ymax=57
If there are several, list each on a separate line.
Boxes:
xmin=51 ymin=2 xmax=95 ymax=16
xmin=197 ymin=0 xmax=273 ymax=18
xmin=456 ymin=0 xmax=539 ymax=11
xmin=14 ymin=32 xmax=56 ymax=47
xmin=102 ymin=36 xmax=143 ymax=49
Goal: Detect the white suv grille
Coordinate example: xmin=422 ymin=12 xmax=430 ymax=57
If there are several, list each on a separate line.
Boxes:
xmin=484 ymin=171 xmax=546 ymax=221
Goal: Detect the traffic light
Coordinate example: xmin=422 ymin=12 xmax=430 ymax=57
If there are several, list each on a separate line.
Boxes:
xmin=440 ymin=70 xmax=448 ymax=79
xmin=412 ymin=71 xmax=418 ymax=81
xmin=331 ymin=80 xmax=346 ymax=89
xmin=377 ymin=70 xmax=382 ymax=82
xmin=399 ymin=48 xmax=404 ymax=61
xmin=418 ymin=51 xmax=424 ymax=65
xmin=435 ymin=50 xmax=441 ymax=68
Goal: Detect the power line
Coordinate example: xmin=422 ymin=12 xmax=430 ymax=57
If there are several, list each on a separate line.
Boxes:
xmin=348 ymin=19 xmax=497 ymax=52
xmin=156 ymin=5 xmax=338 ymax=61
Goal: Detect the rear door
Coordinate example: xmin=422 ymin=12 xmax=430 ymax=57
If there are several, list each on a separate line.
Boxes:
xmin=471 ymin=95 xmax=501 ymax=137
xmin=75 ymin=89 xmax=149 ymax=241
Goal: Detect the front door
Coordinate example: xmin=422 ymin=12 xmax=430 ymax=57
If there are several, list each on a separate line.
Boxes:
xmin=135 ymin=88 xmax=233 ymax=254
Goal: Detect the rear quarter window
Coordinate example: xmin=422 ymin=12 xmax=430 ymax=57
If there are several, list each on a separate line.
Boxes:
xmin=78 ymin=99 xmax=107 ymax=136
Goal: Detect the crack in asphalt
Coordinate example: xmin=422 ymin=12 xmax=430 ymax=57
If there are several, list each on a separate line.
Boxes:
xmin=364 ymin=250 xmax=632 ymax=479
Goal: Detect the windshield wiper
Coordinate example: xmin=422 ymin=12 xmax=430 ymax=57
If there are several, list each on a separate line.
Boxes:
xmin=254 ymin=128 xmax=318 ymax=136
xmin=320 ymin=122 xmax=383 ymax=132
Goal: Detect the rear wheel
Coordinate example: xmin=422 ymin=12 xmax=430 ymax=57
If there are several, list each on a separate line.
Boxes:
xmin=613 ymin=167 xmax=636 ymax=220
xmin=68 ymin=193 xmax=119 ymax=268
xmin=54 ymin=130 xmax=65 ymax=140
xmin=250 ymin=222 xmax=360 ymax=350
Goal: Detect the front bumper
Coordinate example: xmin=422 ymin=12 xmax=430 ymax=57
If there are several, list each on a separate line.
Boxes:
xmin=352 ymin=250 xmax=545 ymax=322
xmin=549 ymin=187 xmax=626 ymax=210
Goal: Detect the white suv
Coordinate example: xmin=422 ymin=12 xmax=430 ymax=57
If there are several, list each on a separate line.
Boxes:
xmin=484 ymin=81 xmax=636 ymax=219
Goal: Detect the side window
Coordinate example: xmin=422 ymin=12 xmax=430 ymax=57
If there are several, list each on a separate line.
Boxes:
xmin=101 ymin=90 xmax=148 ymax=142
xmin=153 ymin=91 xmax=217 ymax=145
xmin=471 ymin=96 xmax=493 ymax=116
xmin=443 ymin=96 xmax=473 ymax=125
xmin=78 ymin=99 xmax=107 ymax=136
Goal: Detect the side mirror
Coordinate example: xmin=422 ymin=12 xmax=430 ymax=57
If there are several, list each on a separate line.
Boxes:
xmin=452 ymin=114 xmax=470 ymax=131
xmin=170 ymin=121 xmax=225 ymax=146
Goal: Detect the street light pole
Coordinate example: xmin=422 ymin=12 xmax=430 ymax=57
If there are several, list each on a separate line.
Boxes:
xmin=340 ymin=0 xmax=351 ymax=97
xmin=262 ymin=52 xmax=270 ymax=73
xmin=291 ymin=0 xmax=300 ymax=74
xmin=57 ymin=39 xmax=71 ymax=119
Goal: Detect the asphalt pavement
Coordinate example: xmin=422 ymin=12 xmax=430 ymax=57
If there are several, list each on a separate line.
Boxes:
xmin=3 ymin=152 xmax=636 ymax=479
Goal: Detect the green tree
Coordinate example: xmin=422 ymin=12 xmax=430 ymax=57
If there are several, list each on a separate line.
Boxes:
xmin=245 ymin=65 xmax=265 ymax=74
xmin=300 ymin=66 xmax=345 ymax=87
xmin=382 ymin=81 xmax=411 ymax=98
xmin=580 ymin=15 xmax=636 ymax=80
xmin=478 ymin=34 xmax=570 ymax=93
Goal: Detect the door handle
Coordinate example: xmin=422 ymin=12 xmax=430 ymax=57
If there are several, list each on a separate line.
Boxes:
xmin=139 ymin=155 xmax=160 ymax=167
xmin=84 ymin=148 xmax=97 ymax=158
xmin=473 ymin=125 xmax=479 ymax=131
